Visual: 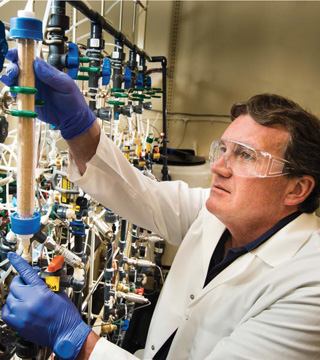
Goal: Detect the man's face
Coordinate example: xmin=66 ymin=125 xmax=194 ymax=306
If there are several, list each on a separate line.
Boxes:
xmin=206 ymin=114 xmax=294 ymax=228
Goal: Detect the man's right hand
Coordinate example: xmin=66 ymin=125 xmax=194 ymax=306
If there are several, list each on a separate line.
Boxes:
xmin=0 ymin=49 xmax=96 ymax=140
xmin=2 ymin=252 xmax=93 ymax=360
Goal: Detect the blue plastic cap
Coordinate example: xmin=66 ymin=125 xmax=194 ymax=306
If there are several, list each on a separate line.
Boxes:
xmin=55 ymin=340 xmax=75 ymax=360
xmin=10 ymin=211 xmax=41 ymax=235
xmin=10 ymin=17 xmax=42 ymax=41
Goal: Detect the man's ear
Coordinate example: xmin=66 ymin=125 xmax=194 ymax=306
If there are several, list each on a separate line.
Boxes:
xmin=284 ymin=175 xmax=315 ymax=207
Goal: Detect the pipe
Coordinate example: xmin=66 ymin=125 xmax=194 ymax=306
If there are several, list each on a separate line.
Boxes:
xmin=82 ymin=267 xmax=105 ymax=312
xmin=66 ymin=0 xmax=151 ymax=61
xmin=119 ymin=0 xmax=123 ymax=32
xmin=132 ymin=0 xmax=137 ymax=43
xmin=47 ymin=0 xmax=69 ymax=71
xmin=87 ymin=227 xmax=95 ymax=324
xmin=87 ymin=21 xmax=103 ymax=112
xmin=149 ymin=56 xmax=169 ymax=181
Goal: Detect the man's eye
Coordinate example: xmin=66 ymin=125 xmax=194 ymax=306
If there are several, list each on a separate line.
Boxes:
xmin=242 ymin=152 xmax=251 ymax=159
xmin=220 ymin=145 xmax=227 ymax=153
xmin=240 ymin=151 xmax=255 ymax=161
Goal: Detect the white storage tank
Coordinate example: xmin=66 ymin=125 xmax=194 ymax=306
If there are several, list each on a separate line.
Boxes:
xmin=152 ymin=148 xmax=212 ymax=188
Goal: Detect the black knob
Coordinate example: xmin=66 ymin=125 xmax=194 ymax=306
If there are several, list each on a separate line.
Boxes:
xmin=143 ymin=102 xmax=152 ymax=111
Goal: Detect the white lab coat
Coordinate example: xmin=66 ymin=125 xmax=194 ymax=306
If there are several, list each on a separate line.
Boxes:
xmin=68 ymin=132 xmax=320 ymax=360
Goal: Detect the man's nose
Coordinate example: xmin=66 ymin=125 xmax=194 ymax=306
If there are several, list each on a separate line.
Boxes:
xmin=210 ymin=155 xmax=232 ymax=177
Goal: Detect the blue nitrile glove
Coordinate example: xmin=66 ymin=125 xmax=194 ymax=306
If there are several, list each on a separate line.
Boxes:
xmin=0 ymin=48 xmax=96 ymax=140
xmin=0 ymin=48 xmax=19 ymax=88
xmin=2 ymin=252 xmax=92 ymax=360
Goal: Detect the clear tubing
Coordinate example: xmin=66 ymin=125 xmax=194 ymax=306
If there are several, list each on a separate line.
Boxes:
xmin=17 ymin=38 xmax=36 ymax=219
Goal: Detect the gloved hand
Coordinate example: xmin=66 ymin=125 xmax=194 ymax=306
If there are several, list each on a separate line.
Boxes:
xmin=0 ymin=49 xmax=96 ymax=140
xmin=2 ymin=252 xmax=92 ymax=360
xmin=0 ymin=48 xmax=19 ymax=87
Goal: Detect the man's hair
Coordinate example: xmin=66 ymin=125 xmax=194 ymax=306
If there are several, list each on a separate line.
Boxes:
xmin=230 ymin=93 xmax=320 ymax=213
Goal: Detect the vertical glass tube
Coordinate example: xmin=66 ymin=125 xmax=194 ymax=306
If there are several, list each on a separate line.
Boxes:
xmin=17 ymin=37 xmax=36 ymax=219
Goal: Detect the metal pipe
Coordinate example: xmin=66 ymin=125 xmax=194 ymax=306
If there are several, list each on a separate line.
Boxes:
xmin=137 ymin=0 xmax=147 ymax=11
xmin=66 ymin=0 xmax=151 ymax=60
xmin=119 ymin=0 xmax=123 ymax=32
xmin=72 ymin=7 xmax=76 ymax=43
xmin=103 ymin=239 xmax=114 ymax=322
xmin=87 ymin=227 xmax=95 ymax=324
xmin=47 ymin=0 xmax=69 ymax=71
xmin=149 ymin=56 xmax=169 ymax=180
xmin=132 ymin=0 xmax=137 ymax=43
xmin=87 ymin=21 xmax=103 ymax=111
xmin=82 ymin=269 xmax=105 ymax=312
xmin=100 ymin=0 xmax=104 ymax=16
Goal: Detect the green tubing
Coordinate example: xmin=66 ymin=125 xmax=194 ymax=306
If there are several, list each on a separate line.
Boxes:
xmin=134 ymin=94 xmax=151 ymax=99
xmin=114 ymin=93 xmax=129 ymax=98
xmin=111 ymin=88 xmax=125 ymax=93
xmin=10 ymin=110 xmax=38 ymax=118
xmin=79 ymin=66 xmax=100 ymax=73
xmin=76 ymin=75 xmax=90 ymax=81
xmin=108 ymin=100 xmax=125 ymax=105
xmin=79 ymin=57 xmax=90 ymax=63
xmin=134 ymin=88 xmax=145 ymax=91
xmin=151 ymin=95 xmax=161 ymax=98
xmin=131 ymin=97 xmax=143 ymax=101
xmin=10 ymin=86 xmax=38 ymax=95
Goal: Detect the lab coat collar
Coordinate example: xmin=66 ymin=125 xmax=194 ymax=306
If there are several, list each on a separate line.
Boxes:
xmin=196 ymin=212 xmax=319 ymax=301
xmin=251 ymin=212 xmax=319 ymax=267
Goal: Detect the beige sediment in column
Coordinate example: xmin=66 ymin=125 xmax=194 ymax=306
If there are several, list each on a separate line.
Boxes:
xmin=17 ymin=38 xmax=36 ymax=219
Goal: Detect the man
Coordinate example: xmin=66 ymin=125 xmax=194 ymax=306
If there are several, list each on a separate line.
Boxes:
xmin=1 ymin=50 xmax=320 ymax=360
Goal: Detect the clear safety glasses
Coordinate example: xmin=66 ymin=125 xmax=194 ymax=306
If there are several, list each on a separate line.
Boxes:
xmin=209 ymin=139 xmax=293 ymax=178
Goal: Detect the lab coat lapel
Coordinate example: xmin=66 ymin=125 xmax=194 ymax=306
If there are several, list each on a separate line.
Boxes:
xmin=198 ymin=250 xmax=257 ymax=299
xmin=196 ymin=213 xmax=320 ymax=301
xmin=199 ymin=209 xmax=255 ymax=296
xmin=200 ymin=210 xmax=226 ymax=276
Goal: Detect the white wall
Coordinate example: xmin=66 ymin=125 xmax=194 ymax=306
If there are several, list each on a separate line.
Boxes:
xmin=144 ymin=1 xmax=320 ymax=159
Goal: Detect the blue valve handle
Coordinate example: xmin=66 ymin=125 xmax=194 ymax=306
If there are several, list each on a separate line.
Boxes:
xmin=146 ymin=75 xmax=152 ymax=89
xmin=102 ymin=58 xmax=111 ymax=86
xmin=66 ymin=43 xmax=80 ymax=80
xmin=124 ymin=67 xmax=132 ymax=89
xmin=136 ymin=73 xmax=144 ymax=89
xmin=0 ymin=21 xmax=8 ymax=72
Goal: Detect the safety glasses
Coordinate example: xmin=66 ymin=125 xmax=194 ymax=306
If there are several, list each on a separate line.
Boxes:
xmin=209 ymin=139 xmax=293 ymax=178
